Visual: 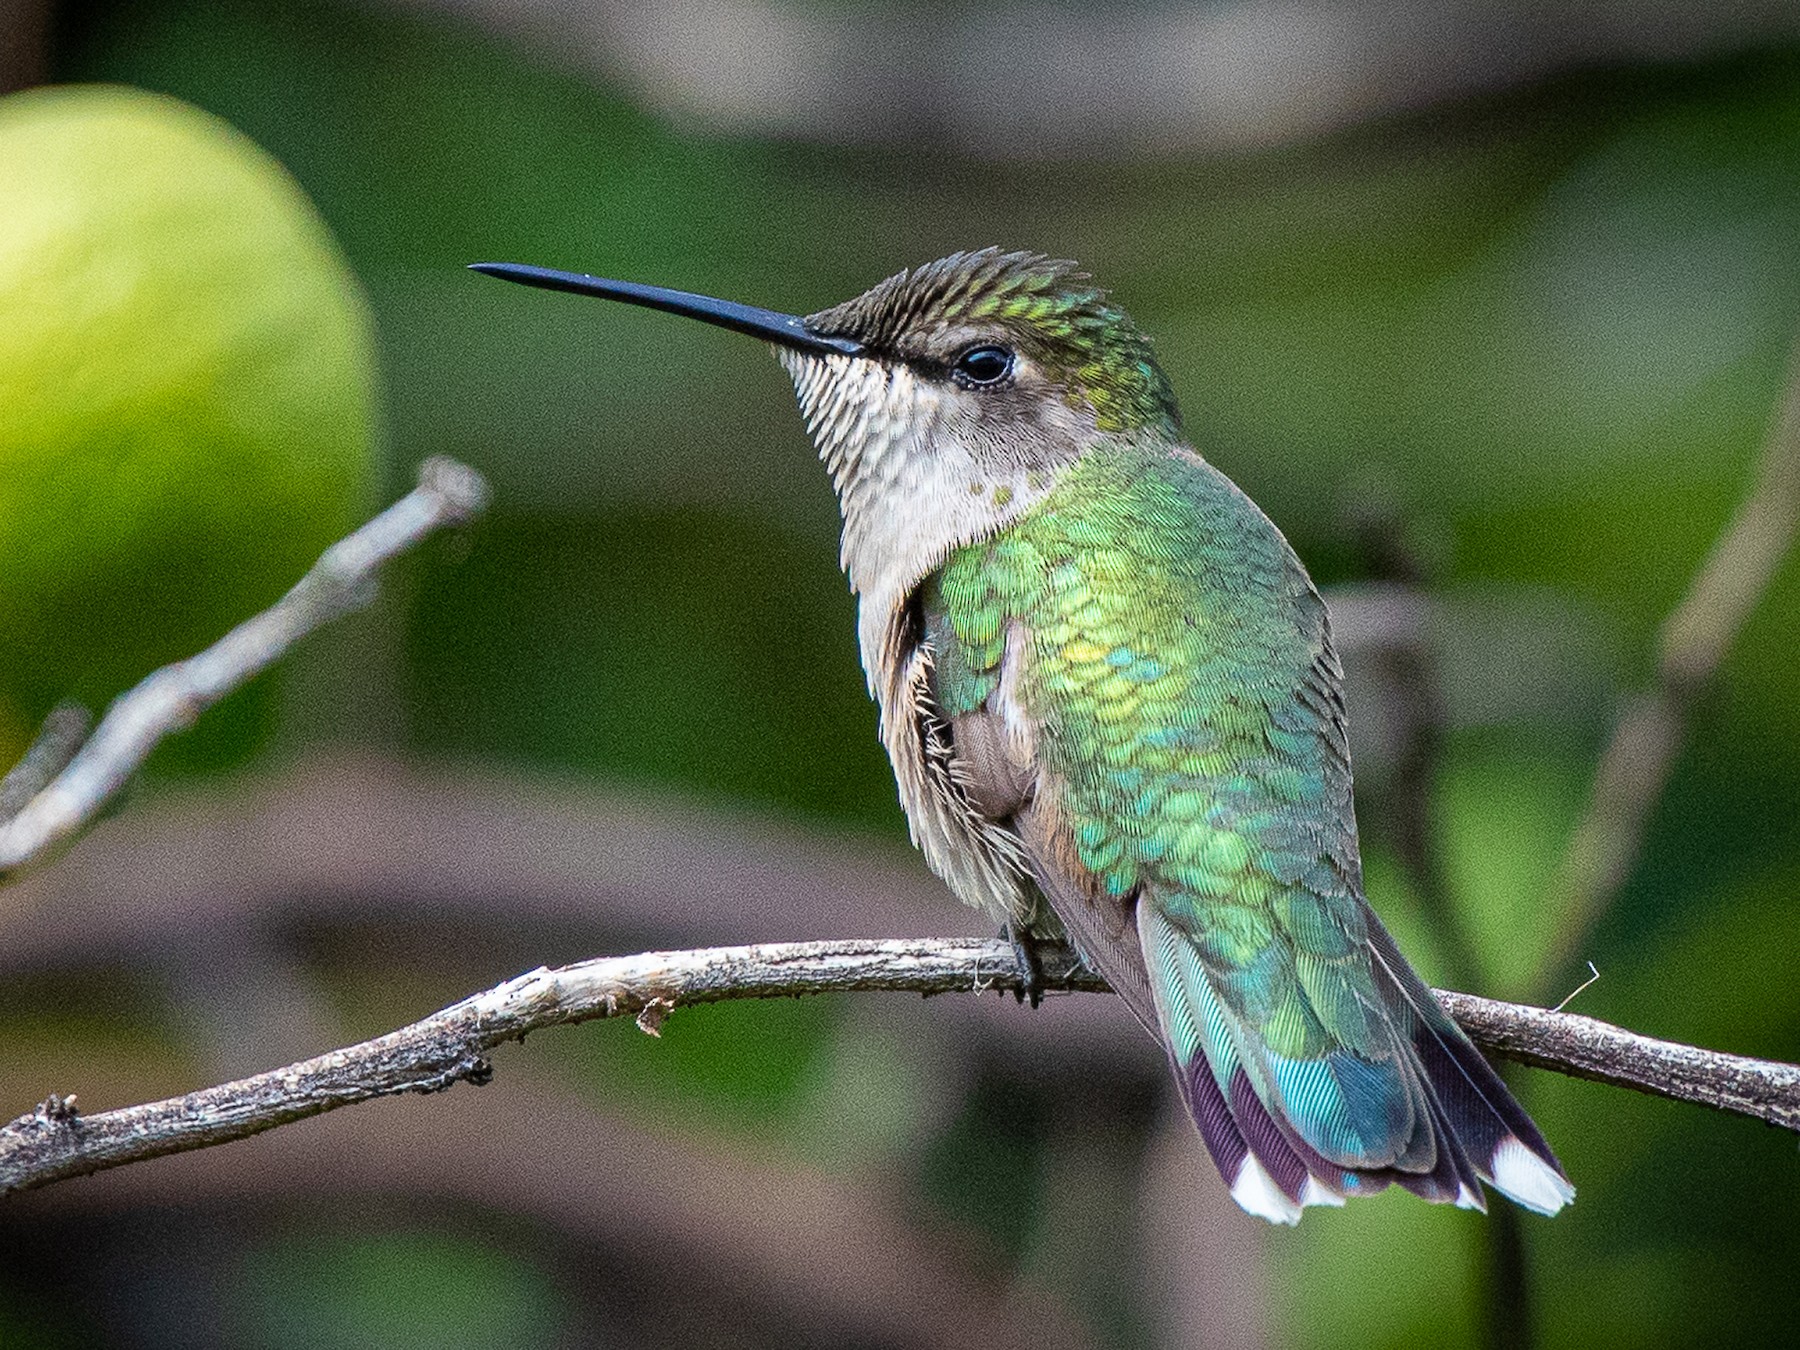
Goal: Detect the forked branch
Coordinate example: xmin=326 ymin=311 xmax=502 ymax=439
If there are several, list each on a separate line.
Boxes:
xmin=0 ymin=458 xmax=490 ymax=884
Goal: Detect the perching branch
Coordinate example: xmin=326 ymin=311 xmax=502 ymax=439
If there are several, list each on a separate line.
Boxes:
xmin=0 ymin=458 xmax=490 ymax=885
xmin=4 ymin=936 xmax=1797 ymax=1198
xmin=1433 ymin=990 xmax=1800 ymax=1131
xmin=1537 ymin=344 xmax=1800 ymax=994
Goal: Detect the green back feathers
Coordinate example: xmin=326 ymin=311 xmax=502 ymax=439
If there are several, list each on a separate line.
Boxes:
xmin=931 ymin=445 xmax=1338 ymax=856
xmin=925 ymin=441 xmax=1424 ymax=1169
xmin=924 ymin=441 xmax=1374 ymax=1055
xmin=922 ymin=436 xmax=1573 ymax=1214
xmin=806 ymin=248 xmax=1180 ymax=435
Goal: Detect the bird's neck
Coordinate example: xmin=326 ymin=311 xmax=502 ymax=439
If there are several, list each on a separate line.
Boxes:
xmin=780 ymin=352 xmax=1066 ymax=692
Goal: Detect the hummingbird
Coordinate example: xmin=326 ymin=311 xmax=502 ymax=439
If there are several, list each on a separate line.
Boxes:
xmin=470 ymin=249 xmax=1573 ymax=1224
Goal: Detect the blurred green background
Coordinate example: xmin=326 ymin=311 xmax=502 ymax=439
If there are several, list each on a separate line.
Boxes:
xmin=3 ymin=1 xmax=1799 ymax=1346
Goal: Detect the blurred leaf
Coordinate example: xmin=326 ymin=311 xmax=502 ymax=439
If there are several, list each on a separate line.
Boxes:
xmin=238 ymin=1229 xmax=570 ymax=1350
xmin=1435 ymin=738 xmax=1595 ymax=993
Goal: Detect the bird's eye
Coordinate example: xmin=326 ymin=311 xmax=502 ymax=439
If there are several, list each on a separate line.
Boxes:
xmin=952 ymin=344 xmax=1014 ymax=387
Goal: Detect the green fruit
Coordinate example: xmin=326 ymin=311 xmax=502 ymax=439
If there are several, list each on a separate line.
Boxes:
xmin=0 ymin=84 xmax=377 ymax=758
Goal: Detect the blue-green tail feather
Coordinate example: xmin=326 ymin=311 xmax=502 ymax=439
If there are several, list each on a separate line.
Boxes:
xmin=1139 ymin=901 xmax=1571 ymax=1223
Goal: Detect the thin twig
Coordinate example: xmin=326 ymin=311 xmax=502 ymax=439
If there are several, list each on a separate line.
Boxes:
xmin=1536 ymin=346 xmax=1800 ymax=994
xmin=0 ymin=458 xmax=490 ymax=885
xmin=0 ymin=705 xmax=92 ymax=823
xmin=3 ymin=936 xmax=1795 ymax=1198
xmin=1551 ymin=962 xmax=1601 ymax=1015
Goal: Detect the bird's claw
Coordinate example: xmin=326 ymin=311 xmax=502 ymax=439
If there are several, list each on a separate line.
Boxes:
xmin=1004 ymin=920 xmax=1046 ymax=1009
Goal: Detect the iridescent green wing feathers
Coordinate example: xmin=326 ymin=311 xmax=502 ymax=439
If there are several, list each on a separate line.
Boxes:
xmin=922 ymin=440 xmax=1572 ymax=1222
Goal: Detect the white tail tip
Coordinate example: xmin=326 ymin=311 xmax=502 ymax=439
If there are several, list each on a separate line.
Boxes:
xmin=1489 ymin=1137 xmax=1575 ymax=1216
xmin=1230 ymin=1156 xmax=1304 ymax=1225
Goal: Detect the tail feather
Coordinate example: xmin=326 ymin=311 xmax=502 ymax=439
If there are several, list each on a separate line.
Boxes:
xmin=1175 ymin=1052 xmax=1302 ymax=1224
xmin=1394 ymin=1090 xmax=1487 ymax=1211
xmin=1364 ymin=912 xmax=1574 ymax=1216
xmin=1014 ymin=821 xmax=1336 ymax=1227
xmin=1018 ymin=792 xmax=1572 ymax=1223
xmin=1139 ymin=901 xmax=1573 ymax=1224
xmin=1228 ymin=1067 xmax=1317 ymax=1206
xmin=1234 ymin=1055 xmax=1480 ymax=1212
xmin=1147 ymin=906 xmax=1371 ymax=1221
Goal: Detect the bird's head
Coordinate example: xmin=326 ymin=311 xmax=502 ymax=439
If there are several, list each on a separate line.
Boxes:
xmin=790 ymin=247 xmax=1180 ymax=464
xmin=471 ymin=248 xmax=1178 ymax=604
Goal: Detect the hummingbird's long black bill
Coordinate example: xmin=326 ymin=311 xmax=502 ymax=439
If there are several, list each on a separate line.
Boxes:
xmin=468 ymin=262 xmax=863 ymax=357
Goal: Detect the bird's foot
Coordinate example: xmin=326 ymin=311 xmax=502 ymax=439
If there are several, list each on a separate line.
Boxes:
xmin=1003 ymin=919 xmax=1046 ymax=1009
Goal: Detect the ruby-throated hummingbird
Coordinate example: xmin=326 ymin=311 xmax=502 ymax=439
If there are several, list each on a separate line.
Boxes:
xmin=471 ymin=250 xmax=1573 ymax=1224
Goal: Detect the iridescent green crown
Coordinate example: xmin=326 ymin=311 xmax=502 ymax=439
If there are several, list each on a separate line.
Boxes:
xmin=807 ymin=248 xmax=1180 ymax=434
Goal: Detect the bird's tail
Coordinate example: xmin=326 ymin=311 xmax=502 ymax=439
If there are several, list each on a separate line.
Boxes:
xmin=1139 ymin=903 xmax=1574 ymax=1226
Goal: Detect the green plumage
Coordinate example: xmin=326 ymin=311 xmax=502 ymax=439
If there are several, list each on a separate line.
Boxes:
xmin=923 ymin=438 xmax=1419 ymax=1168
xmin=476 ymin=244 xmax=1573 ymax=1222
